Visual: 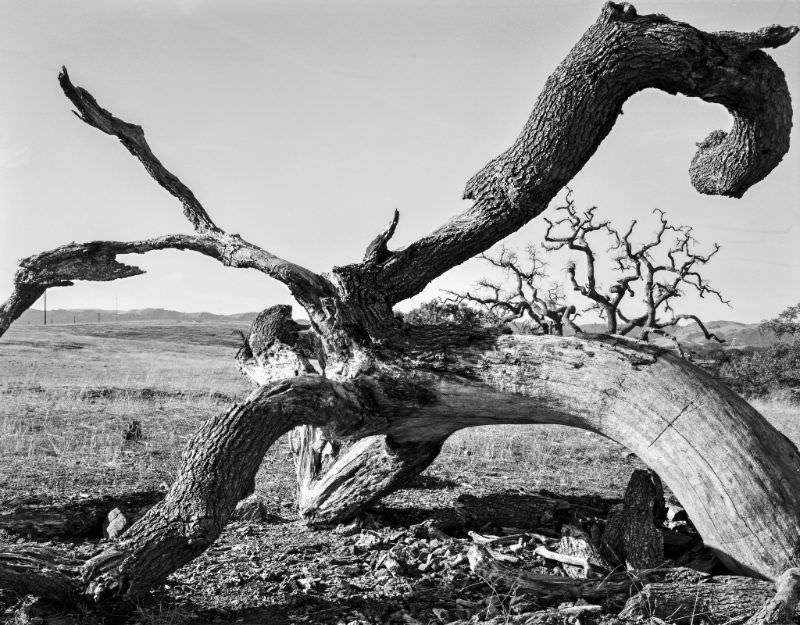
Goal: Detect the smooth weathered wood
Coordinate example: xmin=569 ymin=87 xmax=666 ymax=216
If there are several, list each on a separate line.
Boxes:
xmin=371 ymin=332 xmax=800 ymax=579
xmin=298 ymin=434 xmax=444 ymax=526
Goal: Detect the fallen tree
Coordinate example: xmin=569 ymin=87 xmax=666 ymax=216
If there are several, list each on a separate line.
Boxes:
xmin=1 ymin=1 xmax=799 ymax=614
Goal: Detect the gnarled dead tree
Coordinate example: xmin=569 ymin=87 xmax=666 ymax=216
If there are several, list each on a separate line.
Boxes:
xmin=446 ymin=246 xmax=581 ymax=336
xmin=1 ymin=3 xmax=799 ymax=612
xmin=543 ymin=192 xmax=728 ymax=344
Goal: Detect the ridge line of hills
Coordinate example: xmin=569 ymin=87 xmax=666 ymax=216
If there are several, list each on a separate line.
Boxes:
xmin=15 ymin=307 xmax=791 ymax=349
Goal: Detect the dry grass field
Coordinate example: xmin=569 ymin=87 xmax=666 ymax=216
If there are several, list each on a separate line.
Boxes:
xmin=1 ymin=321 xmax=798 ymax=624
xmin=0 ymin=321 xmax=649 ymax=502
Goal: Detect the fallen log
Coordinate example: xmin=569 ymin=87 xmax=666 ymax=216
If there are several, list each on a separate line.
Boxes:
xmin=0 ymin=491 xmax=163 ymax=539
xmin=0 ymin=545 xmax=82 ymax=605
xmin=619 ymin=577 xmax=774 ymax=623
xmin=454 ymin=491 xmax=614 ymax=532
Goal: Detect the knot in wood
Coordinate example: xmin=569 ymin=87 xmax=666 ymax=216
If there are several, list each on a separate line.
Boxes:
xmin=600 ymin=2 xmax=638 ymax=23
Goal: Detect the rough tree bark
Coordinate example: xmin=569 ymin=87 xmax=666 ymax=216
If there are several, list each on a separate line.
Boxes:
xmin=1 ymin=1 xmax=799 ymax=611
xmin=600 ymin=469 xmax=665 ymax=569
xmin=236 ymin=305 xmax=446 ymax=525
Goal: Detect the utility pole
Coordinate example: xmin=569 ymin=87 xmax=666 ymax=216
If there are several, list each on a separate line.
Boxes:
xmin=43 ymin=290 xmax=47 ymax=325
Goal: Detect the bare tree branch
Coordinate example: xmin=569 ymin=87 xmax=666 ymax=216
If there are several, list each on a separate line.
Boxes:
xmin=59 ymin=67 xmax=220 ymax=236
xmin=450 ymin=245 xmax=580 ymax=336
xmin=545 ymin=194 xmax=635 ymax=333
xmin=348 ymin=7 xmax=797 ymax=307
xmin=0 ymin=69 xmax=337 ymax=339
xmin=363 ymin=209 xmax=400 ymax=264
xmin=0 ymin=233 xmax=332 ymax=338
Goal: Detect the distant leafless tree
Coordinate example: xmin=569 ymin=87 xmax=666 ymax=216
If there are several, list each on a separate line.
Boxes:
xmin=543 ymin=191 xmax=727 ymax=348
xmin=446 ymin=245 xmax=580 ymax=336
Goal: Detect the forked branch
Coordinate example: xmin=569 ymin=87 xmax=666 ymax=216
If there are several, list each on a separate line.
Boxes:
xmin=0 ymin=232 xmax=331 ymax=339
xmin=0 ymin=70 xmax=335 ymax=339
xmin=447 ymin=245 xmax=580 ymax=336
xmin=543 ymin=193 xmax=726 ymax=343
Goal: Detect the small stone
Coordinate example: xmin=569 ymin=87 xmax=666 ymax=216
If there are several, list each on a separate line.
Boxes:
xmin=103 ymin=507 xmax=129 ymax=539
xmin=355 ymin=531 xmax=381 ymax=551
xmin=667 ymin=504 xmax=688 ymax=522
xmin=232 ymin=495 xmax=271 ymax=522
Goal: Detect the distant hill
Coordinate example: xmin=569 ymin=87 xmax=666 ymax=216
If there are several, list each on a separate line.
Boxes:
xmin=666 ymin=320 xmax=791 ymax=349
xmin=15 ymin=309 xmax=792 ymax=350
xmin=627 ymin=320 xmax=793 ymax=349
xmin=16 ymin=308 xmax=260 ymax=326
xmin=519 ymin=320 xmax=791 ymax=349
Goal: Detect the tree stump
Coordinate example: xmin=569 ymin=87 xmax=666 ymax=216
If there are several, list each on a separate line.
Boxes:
xmin=601 ymin=469 xmax=665 ymax=569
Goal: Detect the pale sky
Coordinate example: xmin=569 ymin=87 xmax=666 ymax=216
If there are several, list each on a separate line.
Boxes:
xmin=1 ymin=0 xmax=798 ymax=324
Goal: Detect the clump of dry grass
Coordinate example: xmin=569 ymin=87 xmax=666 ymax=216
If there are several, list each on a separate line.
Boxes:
xmin=0 ymin=322 xmax=253 ymax=498
xmin=438 ymin=424 xmax=634 ymax=496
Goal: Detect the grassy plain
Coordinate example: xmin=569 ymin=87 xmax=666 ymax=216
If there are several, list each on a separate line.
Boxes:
xmin=0 ymin=320 xmax=651 ymax=502
xmin=1 ymin=321 xmax=798 ymax=624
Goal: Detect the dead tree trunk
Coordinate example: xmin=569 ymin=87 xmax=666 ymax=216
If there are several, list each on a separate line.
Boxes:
xmin=601 ymin=469 xmax=665 ymax=569
xmin=0 ymin=491 xmax=162 ymax=539
xmin=1 ymin=2 xmax=799 ymax=610
xmin=236 ymin=308 xmax=445 ymax=524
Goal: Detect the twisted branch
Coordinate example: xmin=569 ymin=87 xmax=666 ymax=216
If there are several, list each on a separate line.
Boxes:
xmin=350 ymin=4 xmax=797 ymax=307
xmin=0 ymin=71 xmax=334 ymax=338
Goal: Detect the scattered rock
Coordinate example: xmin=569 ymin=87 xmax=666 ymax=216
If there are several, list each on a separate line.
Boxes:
xmin=102 ymin=507 xmax=130 ymax=539
xmin=231 ymin=494 xmax=285 ymax=523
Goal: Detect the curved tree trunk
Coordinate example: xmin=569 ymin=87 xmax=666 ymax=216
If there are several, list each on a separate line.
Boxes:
xmin=3 ymin=333 xmax=800 ymax=605
xmin=370 ymin=332 xmax=800 ymax=579
xmin=80 ymin=375 xmax=376 ymax=601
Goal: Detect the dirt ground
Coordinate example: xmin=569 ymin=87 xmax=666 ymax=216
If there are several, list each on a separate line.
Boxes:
xmin=0 ymin=322 xmax=796 ymax=624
